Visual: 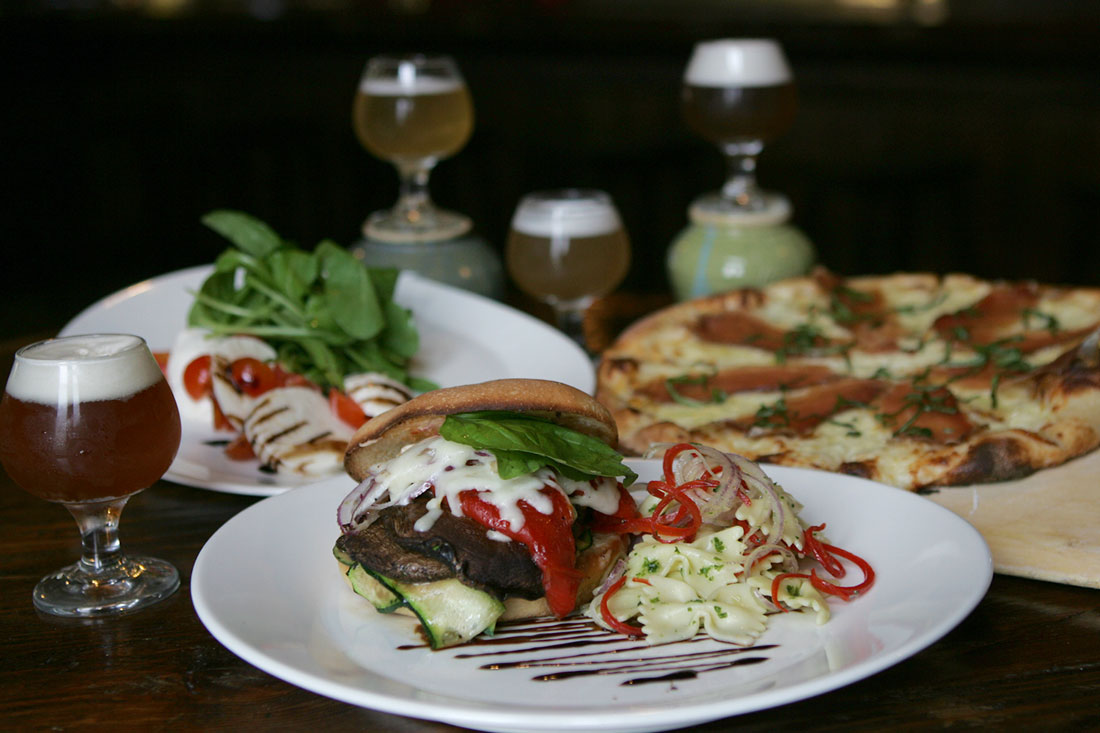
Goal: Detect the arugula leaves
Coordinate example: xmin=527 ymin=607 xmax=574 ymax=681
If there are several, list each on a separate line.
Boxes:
xmin=439 ymin=411 xmax=637 ymax=486
xmin=188 ymin=210 xmax=434 ymax=392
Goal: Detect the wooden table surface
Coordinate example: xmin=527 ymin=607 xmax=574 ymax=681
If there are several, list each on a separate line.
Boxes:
xmin=2 ymin=332 xmax=1099 ymax=732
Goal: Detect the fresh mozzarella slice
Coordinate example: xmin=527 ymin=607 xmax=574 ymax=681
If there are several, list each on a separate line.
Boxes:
xmin=344 ymin=372 xmax=414 ymax=418
xmin=242 ymin=385 xmax=353 ymax=475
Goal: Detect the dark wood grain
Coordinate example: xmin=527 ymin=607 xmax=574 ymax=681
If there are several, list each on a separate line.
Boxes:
xmin=1 ymin=334 xmax=1099 ymax=732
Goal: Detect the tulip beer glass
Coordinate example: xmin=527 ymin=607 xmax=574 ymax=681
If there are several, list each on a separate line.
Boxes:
xmin=0 ymin=334 xmax=182 ymax=617
xmin=506 ymin=190 xmax=631 ymax=348
xmin=353 ymin=53 xmax=475 ymax=241
xmin=682 ymin=39 xmax=797 ymax=215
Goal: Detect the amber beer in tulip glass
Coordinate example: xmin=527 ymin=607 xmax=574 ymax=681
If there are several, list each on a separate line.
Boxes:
xmin=681 ymin=39 xmax=797 ymax=214
xmin=0 ymin=334 xmax=181 ymax=617
xmin=506 ymin=189 xmax=631 ymax=349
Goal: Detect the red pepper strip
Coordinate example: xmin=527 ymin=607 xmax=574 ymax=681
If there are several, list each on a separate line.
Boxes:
xmin=803 ymin=523 xmax=845 ymax=578
xmin=662 ymin=443 xmax=696 ymax=484
xmin=809 ymin=543 xmax=876 ymax=600
xmin=649 ymin=482 xmax=703 ymax=543
xmin=458 ymin=486 xmax=581 ymax=618
xmin=770 ymin=573 xmax=811 ymax=613
xmin=601 ymin=576 xmax=644 ymax=637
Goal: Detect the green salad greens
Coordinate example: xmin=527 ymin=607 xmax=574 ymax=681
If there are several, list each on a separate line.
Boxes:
xmin=439 ymin=411 xmax=637 ymax=486
xmin=188 ymin=210 xmax=434 ymax=392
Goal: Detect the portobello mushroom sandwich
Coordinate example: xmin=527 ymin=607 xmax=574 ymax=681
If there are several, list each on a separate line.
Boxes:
xmin=334 ymin=378 xmax=639 ymax=648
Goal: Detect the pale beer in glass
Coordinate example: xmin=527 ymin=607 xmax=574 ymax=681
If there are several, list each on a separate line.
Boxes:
xmin=506 ymin=190 xmax=630 ymax=348
xmin=354 ymin=54 xmax=475 ymax=241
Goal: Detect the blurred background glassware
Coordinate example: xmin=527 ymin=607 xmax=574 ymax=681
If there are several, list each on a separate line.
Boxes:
xmin=506 ymin=189 xmax=631 ymax=349
xmin=682 ymin=38 xmax=797 ymax=216
xmin=0 ymin=334 xmax=181 ymax=617
xmin=670 ymin=38 xmax=815 ymax=299
xmin=353 ymin=53 xmax=474 ymax=241
xmin=351 ymin=53 xmax=504 ymax=299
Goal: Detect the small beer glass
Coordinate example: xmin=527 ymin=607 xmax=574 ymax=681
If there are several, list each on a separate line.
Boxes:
xmin=0 ymin=334 xmax=182 ymax=617
xmin=353 ymin=53 xmax=475 ymax=241
xmin=506 ymin=189 xmax=631 ymax=349
xmin=682 ymin=39 xmax=798 ymax=214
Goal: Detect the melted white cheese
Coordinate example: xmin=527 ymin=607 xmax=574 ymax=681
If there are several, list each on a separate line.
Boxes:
xmin=363 ymin=436 xmax=623 ymax=535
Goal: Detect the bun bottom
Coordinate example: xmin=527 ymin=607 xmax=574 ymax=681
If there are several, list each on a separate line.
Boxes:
xmin=338 ymin=532 xmax=628 ymax=623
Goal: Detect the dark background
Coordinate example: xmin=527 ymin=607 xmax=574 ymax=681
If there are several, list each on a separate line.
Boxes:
xmin=4 ymin=0 xmax=1099 ymax=339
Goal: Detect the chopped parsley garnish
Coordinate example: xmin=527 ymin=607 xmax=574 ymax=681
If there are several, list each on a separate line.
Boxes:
xmin=877 ymin=375 xmax=958 ymax=438
xmin=665 ymin=373 xmax=727 ymax=406
xmin=753 ymin=396 xmax=790 ymax=429
xmin=641 ymin=557 xmax=661 ymax=575
xmin=827 ymin=418 xmax=862 ymax=437
xmin=699 ymin=564 xmax=723 ymax=580
xmin=1022 ymin=307 xmax=1060 ymax=333
xmin=827 ymin=285 xmax=884 ymax=328
xmin=713 ymin=605 xmax=729 ymax=619
xmin=712 ymin=537 xmax=726 ymax=553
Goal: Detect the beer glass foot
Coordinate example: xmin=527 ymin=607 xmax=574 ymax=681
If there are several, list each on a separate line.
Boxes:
xmin=365 ymin=207 xmax=472 ymax=244
xmin=32 ymin=555 xmax=180 ymax=618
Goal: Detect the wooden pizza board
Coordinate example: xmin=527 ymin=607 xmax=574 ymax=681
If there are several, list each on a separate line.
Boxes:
xmin=923 ymin=449 xmax=1100 ymax=589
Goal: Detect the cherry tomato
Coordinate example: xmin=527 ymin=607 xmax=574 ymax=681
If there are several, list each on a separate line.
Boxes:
xmin=230 ymin=358 xmax=278 ymax=397
xmin=273 ymin=364 xmax=315 ymax=390
xmin=223 ymin=433 xmax=256 ymax=461
xmin=329 ymin=389 xmax=367 ymax=428
xmin=183 ymin=355 xmax=212 ymax=400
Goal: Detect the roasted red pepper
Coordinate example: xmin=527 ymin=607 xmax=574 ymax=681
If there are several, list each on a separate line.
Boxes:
xmin=458 ymin=485 xmax=581 ymax=618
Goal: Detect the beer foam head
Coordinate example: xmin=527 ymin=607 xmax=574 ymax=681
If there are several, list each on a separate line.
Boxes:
xmin=359 ymin=76 xmax=464 ymax=96
xmin=511 ymin=190 xmax=622 ymax=238
xmin=684 ymin=39 xmax=792 ymax=88
xmin=6 ymin=334 xmax=163 ymax=404
xmin=361 ymin=56 xmax=465 ymax=96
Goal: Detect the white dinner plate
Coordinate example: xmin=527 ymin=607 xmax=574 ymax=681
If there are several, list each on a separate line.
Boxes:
xmin=192 ymin=460 xmax=992 ymax=733
xmin=59 ymin=265 xmax=594 ymax=496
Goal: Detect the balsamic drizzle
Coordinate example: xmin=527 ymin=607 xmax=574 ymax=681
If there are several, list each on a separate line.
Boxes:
xmin=401 ymin=616 xmax=778 ymax=687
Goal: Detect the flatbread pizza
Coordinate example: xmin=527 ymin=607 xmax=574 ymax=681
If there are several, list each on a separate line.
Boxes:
xmin=597 ymin=269 xmax=1100 ymax=490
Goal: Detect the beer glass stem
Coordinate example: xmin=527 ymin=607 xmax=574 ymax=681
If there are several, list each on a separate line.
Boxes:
xmin=394 ymin=160 xmax=435 ymax=222
xmin=66 ymin=498 xmax=129 ymax=575
xmin=721 ymin=141 xmax=765 ymax=209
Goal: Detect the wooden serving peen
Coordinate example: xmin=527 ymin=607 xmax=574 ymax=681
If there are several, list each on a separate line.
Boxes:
xmin=924 ymin=449 xmax=1100 ymax=589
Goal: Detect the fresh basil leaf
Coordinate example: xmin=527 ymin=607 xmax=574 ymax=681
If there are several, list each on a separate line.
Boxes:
xmin=381 ymin=300 xmax=419 ymax=358
xmin=268 ymin=249 xmax=318 ymax=304
xmin=369 ymin=267 xmax=400 ymax=304
xmin=318 ymin=240 xmax=384 ymax=341
xmin=194 ymin=210 xmax=425 ymax=392
xmin=440 ymin=414 xmax=637 ymax=486
xmin=202 ymin=210 xmax=283 ymax=259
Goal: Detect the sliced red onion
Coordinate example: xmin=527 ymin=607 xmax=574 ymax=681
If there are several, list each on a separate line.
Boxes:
xmin=728 ymin=453 xmax=786 ymax=543
xmin=593 ymin=556 xmax=628 ymax=598
xmin=337 ymin=477 xmax=378 ymax=532
xmin=743 ymin=543 xmax=798 ymax=576
xmin=336 ymin=475 xmax=432 ymax=533
xmin=690 ymin=445 xmax=743 ymax=522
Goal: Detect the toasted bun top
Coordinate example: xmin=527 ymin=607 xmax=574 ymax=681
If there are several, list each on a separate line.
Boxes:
xmin=344 ymin=378 xmax=618 ymax=481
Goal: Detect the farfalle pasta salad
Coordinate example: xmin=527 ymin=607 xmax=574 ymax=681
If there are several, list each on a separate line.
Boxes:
xmin=586 ymin=443 xmax=875 ymax=644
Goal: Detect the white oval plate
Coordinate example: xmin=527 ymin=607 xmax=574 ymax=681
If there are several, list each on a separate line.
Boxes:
xmin=60 ymin=266 xmax=594 ymax=496
xmin=192 ymin=460 xmax=992 ymax=733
